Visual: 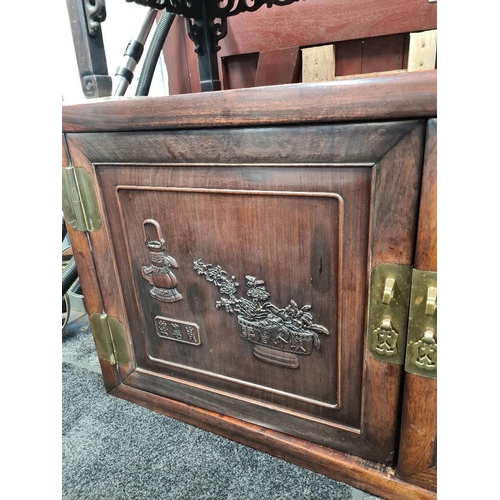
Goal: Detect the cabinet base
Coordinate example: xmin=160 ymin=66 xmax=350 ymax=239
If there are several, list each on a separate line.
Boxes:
xmin=111 ymin=382 xmax=436 ymax=500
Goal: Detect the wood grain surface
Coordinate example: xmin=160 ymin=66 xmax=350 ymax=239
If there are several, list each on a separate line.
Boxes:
xmin=254 ymin=47 xmax=301 ymax=87
xmin=63 ymin=134 xmax=121 ymax=391
xmin=62 ymin=70 xmax=437 ymax=133
xmin=395 ymin=119 xmax=437 ymax=491
xmin=65 ymin=118 xmax=426 ymax=465
xmin=218 ymin=0 xmax=436 ymax=58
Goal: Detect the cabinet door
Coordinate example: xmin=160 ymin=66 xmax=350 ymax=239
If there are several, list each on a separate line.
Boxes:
xmin=65 ymin=119 xmax=425 ymax=464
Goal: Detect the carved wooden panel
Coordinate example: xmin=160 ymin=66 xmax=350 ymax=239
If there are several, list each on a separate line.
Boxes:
xmin=66 ymin=118 xmax=424 ymax=464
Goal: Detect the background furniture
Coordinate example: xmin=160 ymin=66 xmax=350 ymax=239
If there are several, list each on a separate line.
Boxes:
xmin=162 ymin=0 xmax=437 ymax=94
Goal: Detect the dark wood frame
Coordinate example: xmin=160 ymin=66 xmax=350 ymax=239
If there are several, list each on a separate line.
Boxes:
xmin=62 ymin=70 xmax=437 ymax=500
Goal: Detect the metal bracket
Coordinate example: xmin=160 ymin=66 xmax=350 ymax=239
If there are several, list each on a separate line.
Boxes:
xmin=62 ymin=166 xmax=102 ymax=232
xmin=84 ymin=0 xmax=107 ymax=36
xmin=405 ymin=270 xmax=437 ymax=378
xmin=89 ymin=313 xmax=130 ymax=366
xmin=366 ymin=263 xmax=413 ymax=364
xmin=81 ymin=74 xmax=113 ymax=98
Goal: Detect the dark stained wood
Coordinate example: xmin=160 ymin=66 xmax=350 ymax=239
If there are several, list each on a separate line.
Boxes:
xmin=334 ymin=40 xmax=363 ymax=77
xmin=370 ymin=122 xmax=425 ymax=267
xmin=222 ymin=53 xmax=259 ymax=90
xmin=62 ymin=70 xmax=437 ymax=133
xmin=396 ymin=375 xmax=437 ymax=491
xmin=403 ymin=33 xmax=411 ymax=70
xmin=361 ymin=34 xmax=406 ymax=74
xmin=333 ymin=69 xmax=407 ymax=81
xmin=65 ymin=138 xmax=137 ymax=384
xmin=61 ymin=77 xmax=437 ymax=495
xmin=62 ymin=134 xmax=121 ymax=391
xmin=125 ymin=369 xmax=378 ymax=459
xmin=111 ymin=383 xmax=437 ymax=500
xmin=68 ymin=121 xmax=419 ymax=165
xmin=163 ymin=6 xmax=435 ymax=92
xmin=160 ymin=0 xmax=435 ymax=92
xmin=254 ymin=47 xmax=301 ymax=87
xmin=415 ymin=119 xmax=437 ymax=272
xmin=396 ymin=119 xmax=437 ymax=492
xmin=219 ymin=0 xmax=436 ymax=58
xmin=100 ymin=165 xmax=368 ymax=450
xmin=65 ymin=0 xmax=111 ymax=98
xmin=361 ymin=122 xmax=425 ymax=462
xmin=64 ymin=117 xmax=425 ymax=465
xmin=160 ymin=16 xmax=191 ymax=95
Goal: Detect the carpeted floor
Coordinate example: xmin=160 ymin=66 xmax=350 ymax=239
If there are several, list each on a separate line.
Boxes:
xmin=62 ymin=315 xmax=382 ymax=500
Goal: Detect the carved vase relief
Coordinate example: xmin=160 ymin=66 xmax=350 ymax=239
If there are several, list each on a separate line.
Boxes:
xmin=141 ymin=219 xmax=182 ymax=303
xmin=193 ymin=259 xmax=329 ymax=368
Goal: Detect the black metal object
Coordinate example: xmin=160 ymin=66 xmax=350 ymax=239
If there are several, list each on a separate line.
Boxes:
xmin=136 ymin=11 xmax=176 ymax=96
xmin=125 ymin=0 xmax=300 ymax=91
xmin=66 ymin=0 xmax=112 ymax=98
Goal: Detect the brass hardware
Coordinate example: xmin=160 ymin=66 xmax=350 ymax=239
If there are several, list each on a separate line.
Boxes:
xmin=411 ymin=329 xmax=437 ymax=371
xmin=425 ymin=286 xmax=437 ymax=316
xmin=372 ymin=318 xmax=399 ymax=357
xmin=405 ymin=270 xmax=437 ymax=378
xmin=62 ymin=166 xmax=102 ymax=232
xmin=89 ymin=313 xmax=129 ymax=366
xmin=382 ymin=278 xmax=395 ymax=304
xmin=366 ymin=263 xmax=413 ymax=364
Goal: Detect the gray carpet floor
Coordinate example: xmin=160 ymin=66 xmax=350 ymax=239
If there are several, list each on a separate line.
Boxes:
xmin=62 ymin=315 xmax=382 ymax=500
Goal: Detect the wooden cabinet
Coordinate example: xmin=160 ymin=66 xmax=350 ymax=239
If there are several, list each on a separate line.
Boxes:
xmin=62 ymin=70 xmax=437 ymax=499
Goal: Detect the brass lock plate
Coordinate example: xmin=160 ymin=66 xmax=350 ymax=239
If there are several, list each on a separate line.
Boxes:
xmin=405 ymin=270 xmax=437 ymax=378
xmin=366 ymin=263 xmax=413 ymax=364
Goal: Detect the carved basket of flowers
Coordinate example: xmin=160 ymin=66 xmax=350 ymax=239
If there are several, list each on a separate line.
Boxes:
xmin=193 ymin=259 xmax=329 ymax=368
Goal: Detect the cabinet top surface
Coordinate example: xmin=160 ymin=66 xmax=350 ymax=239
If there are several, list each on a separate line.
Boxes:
xmin=62 ymin=70 xmax=437 ymax=134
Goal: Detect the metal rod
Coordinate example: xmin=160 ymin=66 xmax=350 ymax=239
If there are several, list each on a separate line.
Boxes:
xmin=113 ymin=7 xmax=157 ymax=96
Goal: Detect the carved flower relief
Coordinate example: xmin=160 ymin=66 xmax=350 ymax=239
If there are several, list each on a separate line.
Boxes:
xmin=193 ymin=259 xmax=329 ymax=355
xmin=245 ymin=276 xmax=271 ymax=302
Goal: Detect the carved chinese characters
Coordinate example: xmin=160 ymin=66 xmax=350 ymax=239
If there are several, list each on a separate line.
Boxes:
xmin=155 ymin=316 xmax=201 ymax=346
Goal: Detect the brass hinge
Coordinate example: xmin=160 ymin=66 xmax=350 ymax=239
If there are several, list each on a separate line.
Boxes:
xmin=405 ymin=270 xmax=437 ymax=378
xmin=366 ymin=263 xmax=413 ymax=365
xmin=89 ymin=313 xmax=129 ymax=366
xmin=62 ymin=166 xmax=102 ymax=232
